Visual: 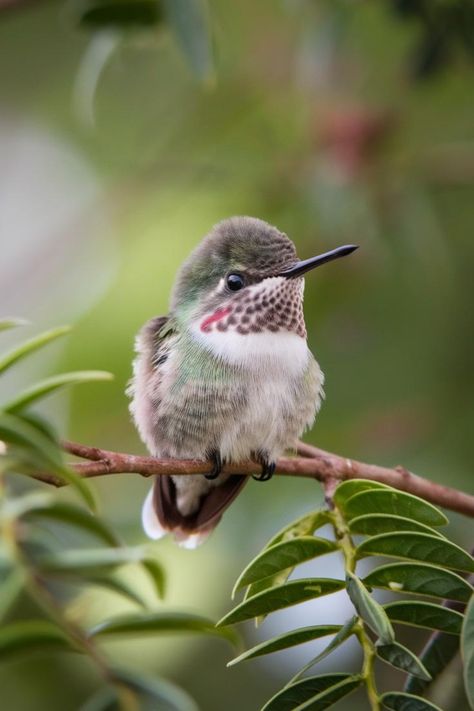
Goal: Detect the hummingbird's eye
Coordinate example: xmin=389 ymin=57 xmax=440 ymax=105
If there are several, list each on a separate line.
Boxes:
xmin=226 ymin=273 xmax=245 ymax=292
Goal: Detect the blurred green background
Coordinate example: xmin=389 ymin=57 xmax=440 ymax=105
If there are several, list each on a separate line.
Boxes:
xmin=1 ymin=0 xmax=473 ymax=709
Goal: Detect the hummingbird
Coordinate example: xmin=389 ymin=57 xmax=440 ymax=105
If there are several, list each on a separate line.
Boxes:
xmin=128 ymin=217 xmax=357 ymax=548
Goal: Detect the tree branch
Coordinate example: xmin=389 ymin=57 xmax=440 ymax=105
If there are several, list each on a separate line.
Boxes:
xmin=29 ymin=440 xmax=474 ymax=518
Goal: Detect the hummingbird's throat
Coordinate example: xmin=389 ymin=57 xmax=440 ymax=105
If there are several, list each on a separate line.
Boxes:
xmin=200 ymin=307 xmax=232 ymax=332
xmin=199 ymin=277 xmax=306 ymax=338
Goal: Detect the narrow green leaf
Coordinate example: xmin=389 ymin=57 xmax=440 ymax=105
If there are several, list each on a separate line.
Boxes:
xmin=227 ymin=625 xmax=342 ymax=667
xmin=79 ymin=687 xmax=117 ymax=711
xmin=233 ymin=536 xmax=337 ymax=596
xmin=18 ymin=411 xmax=58 ymax=443
xmin=0 ymin=325 xmax=70 ymax=375
xmin=262 ymin=510 xmax=332 ymax=550
xmin=163 ymin=0 xmax=215 ymax=83
xmin=111 ymin=667 xmax=199 ymax=711
xmin=343 ymin=490 xmax=448 ymax=527
xmin=0 ymin=412 xmax=96 ymax=510
xmin=0 ymin=570 xmax=24 ymax=620
xmin=364 ymin=562 xmax=472 ymax=602
xmin=356 ymin=532 xmax=474 ymax=574
xmin=141 ymin=558 xmax=166 ymax=599
xmin=36 ymin=547 xmax=149 ymax=574
xmin=0 ymin=317 xmax=29 ymax=332
xmin=333 ymin=479 xmax=390 ymax=508
xmin=242 ymin=510 xmax=331 ymax=609
xmin=22 ymin=500 xmax=120 ymax=547
xmin=84 ymin=573 xmax=147 ymax=608
xmin=0 ymin=412 xmax=63 ymax=468
xmin=261 ymin=673 xmax=362 ymax=711
xmin=288 ymin=616 xmax=358 ymax=686
xmin=381 ymin=691 xmax=443 ymax=710
xmin=4 ymin=370 xmax=113 ymax=413
xmin=461 ymin=595 xmax=474 ymax=709
xmin=349 ymin=514 xmax=444 ymax=538
xmin=384 ymin=601 xmax=463 ymax=634
xmin=0 ymin=621 xmax=76 ymax=658
xmin=377 ymin=640 xmax=432 ymax=680
xmin=79 ymin=0 xmax=162 ymax=28
xmin=89 ymin=612 xmax=238 ymax=648
xmin=405 ymin=629 xmax=460 ymax=695
xmin=346 ymin=571 xmax=394 ymax=643
xmin=218 ymin=578 xmax=344 ymax=627
xmin=81 ymin=669 xmax=199 ymax=711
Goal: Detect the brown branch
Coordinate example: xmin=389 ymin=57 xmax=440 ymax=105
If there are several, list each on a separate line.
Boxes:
xmin=28 ymin=439 xmax=474 ymax=519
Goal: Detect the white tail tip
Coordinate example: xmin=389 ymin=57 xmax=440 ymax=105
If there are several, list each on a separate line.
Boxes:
xmin=141 ymin=486 xmax=167 ymax=540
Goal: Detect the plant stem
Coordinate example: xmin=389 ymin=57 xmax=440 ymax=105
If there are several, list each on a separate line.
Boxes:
xmin=331 ymin=507 xmax=380 ymax=711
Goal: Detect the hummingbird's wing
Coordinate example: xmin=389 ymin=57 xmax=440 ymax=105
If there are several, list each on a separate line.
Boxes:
xmin=154 ymin=473 xmax=248 ymax=533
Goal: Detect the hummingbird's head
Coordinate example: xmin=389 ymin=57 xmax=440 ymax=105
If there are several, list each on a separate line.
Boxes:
xmin=171 ymin=216 xmax=357 ymax=341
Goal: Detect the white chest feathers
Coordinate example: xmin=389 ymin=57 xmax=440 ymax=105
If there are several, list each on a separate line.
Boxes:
xmin=190 ymin=322 xmax=310 ymax=378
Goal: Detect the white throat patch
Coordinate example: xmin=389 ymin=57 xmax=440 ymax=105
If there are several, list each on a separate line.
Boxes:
xmin=189 ymin=322 xmax=309 ymax=376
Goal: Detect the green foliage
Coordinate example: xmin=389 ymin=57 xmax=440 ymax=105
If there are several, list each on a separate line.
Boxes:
xmin=75 ymin=0 xmax=214 ymax=83
xmin=222 ymin=479 xmax=474 ymax=710
xmin=0 ymin=320 xmax=236 ymax=710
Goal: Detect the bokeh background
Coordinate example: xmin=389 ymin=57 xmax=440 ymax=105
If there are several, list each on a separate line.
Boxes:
xmin=1 ymin=0 xmax=473 ymax=709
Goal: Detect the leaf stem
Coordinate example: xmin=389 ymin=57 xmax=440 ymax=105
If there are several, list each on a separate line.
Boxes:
xmin=331 ymin=507 xmax=380 ymax=710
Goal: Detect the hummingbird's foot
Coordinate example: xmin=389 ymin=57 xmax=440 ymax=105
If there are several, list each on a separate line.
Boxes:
xmin=205 ymin=450 xmax=223 ymax=480
xmin=252 ymin=459 xmax=276 ymax=482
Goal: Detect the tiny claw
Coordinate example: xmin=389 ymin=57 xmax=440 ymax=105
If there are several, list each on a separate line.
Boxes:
xmin=253 ymin=461 xmax=276 ymax=482
xmin=205 ymin=451 xmax=223 ymax=480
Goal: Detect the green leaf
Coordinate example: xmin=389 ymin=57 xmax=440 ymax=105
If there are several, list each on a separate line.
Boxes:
xmin=0 ymin=412 xmax=96 ymax=510
xmin=462 ymin=594 xmax=474 ymax=709
xmin=36 ymin=547 xmax=158 ymax=575
xmin=0 ymin=621 xmax=76 ymax=659
xmin=0 ymin=412 xmax=63 ymax=468
xmin=376 ymin=640 xmax=432 ymax=680
xmin=3 ymin=370 xmax=113 ymax=413
xmin=81 ymin=669 xmax=199 ymax=711
xmin=20 ymin=499 xmax=120 ymax=547
xmin=233 ymin=536 xmax=337 ymax=597
xmin=89 ymin=612 xmax=238 ymax=648
xmin=346 ymin=571 xmax=394 ymax=643
xmin=227 ymin=625 xmax=342 ymax=667
xmin=356 ymin=532 xmax=474 ymax=573
xmin=384 ymin=601 xmax=463 ymax=634
xmin=333 ymin=479 xmax=391 ymax=508
xmin=0 ymin=325 xmax=70 ymax=375
xmin=343 ymin=490 xmax=448 ymax=527
xmin=349 ymin=514 xmax=445 ymax=538
xmin=261 ymin=673 xmax=362 ymax=711
xmin=79 ymin=0 xmax=162 ymax=28
xmin=261 ymin=510 xmax=332 ymax=550
xmin=0 ymin=570 xmax=24 ymax=620
xmin=217 ymin=578 xmax=345 ymax=627
xmin=162 ymin=0 xmax=214 ymax=84
xmin=112 ymin=667 xmax=199 ymax=711
xmin=288 ymin=616 xmax=358 ymax=685
xmin=380 ymin=691 xmax=443 ymax=710
xmin=364 ymin=562 xmax=473 ymax=602
xmin=242 ymin=511 xmax=331 ymax=611
xmin=84 ymin=573 xmax=148 ymax=608
xmin=405 ymin=629 xmax=460 ymax=695
xmin=0 ymin=317 xmax=29 ymax=332
xmin=141 ymin=557 xmax=166 ymax=599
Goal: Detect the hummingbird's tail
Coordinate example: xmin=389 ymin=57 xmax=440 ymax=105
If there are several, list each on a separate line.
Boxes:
xmin=142 ymin=475 xmax=248 ymax=548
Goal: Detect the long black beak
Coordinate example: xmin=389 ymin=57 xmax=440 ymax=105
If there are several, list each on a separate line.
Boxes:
xmin=278 ymin=244 xmax=358 ymax=279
